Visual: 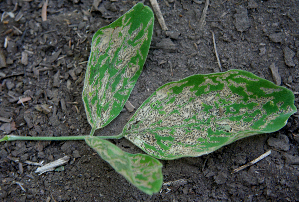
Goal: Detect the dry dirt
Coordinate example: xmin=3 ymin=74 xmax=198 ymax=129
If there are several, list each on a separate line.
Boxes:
xmin=0 ymin=0 xmax=299 ymax=201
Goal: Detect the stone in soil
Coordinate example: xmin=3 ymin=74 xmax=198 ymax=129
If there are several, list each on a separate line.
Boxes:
xmin=156 ymin=38 xmax=177 ymax=51
xmin=268 ymin=32 xmax=283 ymax=43
xmin=283 ymin=47 xmax=296 ymax=67
xmin=234 ymin=6 xmax=250 ymax=32
xmin=267 ymin=134 xmax=290 ymax=151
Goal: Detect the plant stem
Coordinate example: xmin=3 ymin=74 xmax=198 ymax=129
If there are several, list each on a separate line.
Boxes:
xmin=0 ymin=134 xmax=124 ymax=142
xmin=89 ymin=127 xmax=96 ymax=136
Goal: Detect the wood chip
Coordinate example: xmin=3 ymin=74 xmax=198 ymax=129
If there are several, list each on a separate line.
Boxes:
xmin=17 ymin=97 xmax=32 ymax=104
xmin=125 ymin=101 xmax=135 ymax=112
xmin=34 ymin=104 xmax=53 ymax=114
xmin=60 ymin=98 xmax=67 ymax=112
xmin=21 ymin=51 xmax=28 ymax=65
xmin=69 ymin=69 xmax=77 ymax=80
xmin=0 ymin=117 xmax=12 ymax=123
xmin=0 ymin=48 xmax=6 ymax=68
xmin=35 ymin=156 xmax=70 ymax=174
xmin=46 ymin=49 xmax=62 ymax=63
xmin=0 ymin=121 xmax=16 ymax=133
xmin=41 ymin=0 xmax=48 ymax=22
xmin=52 ymin=70 xmax=60 ymax=87
xmin=15 ymin=11 xmax=24 ymax=22
xmin=269 ymin=63 xmax=281 ymax=85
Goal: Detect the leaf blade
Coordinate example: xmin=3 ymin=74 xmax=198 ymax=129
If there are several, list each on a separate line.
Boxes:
xmin=85 ymin=136 xmax=163 ymax=195
xmin=122 ymin=70 xmax=297 ymax=160
xmin=82 ymin=3 xmax=154 ymax=129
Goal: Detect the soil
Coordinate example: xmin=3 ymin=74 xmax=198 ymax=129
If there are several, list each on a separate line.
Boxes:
xmin=0 ymin=0 xmax=299 ymax=201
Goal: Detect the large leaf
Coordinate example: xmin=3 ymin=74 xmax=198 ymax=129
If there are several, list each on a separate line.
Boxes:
xmin=85 ymin=136 xmax=163 ymax=195
xmin=82 ymin=3 xmax=154 ymax=129
xmin=122 ymin=70 xmax=297 ymax=160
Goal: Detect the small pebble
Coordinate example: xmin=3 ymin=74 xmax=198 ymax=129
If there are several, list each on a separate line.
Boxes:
xmin=165 ymin=30 xmax=180 ymax=40
xmin=283 ymin=153 xmax=299 ymax=165
xmin=234 ymin=6 xmax=250 ymax=32
xmin=0 ymin=72 xmax=6 ymax=77
xmin=73 ymin=150 xmax=81 ymax=158
xmin=67 ymin=79 xmax=72 ymax=90
xmin=259 ymin=47 xmax=266 ymax=56
xmin=214 ymin=172 xmax=227 ymax=185
xmin=267 ymin=134 xmax=290 ymax=151
xmin=248 ymin=0 xmax=258 ymax=9
xmin=78 ymin=22 xmax=86 ymax=30
xmin=125 ymin=101 xmax=135 ymax=112
xmin=6 ymin=57 xmax=13 ymax=65
xmin=6 ymin=79 xmax=15 ymax=90
xmin=156 ymin=38 xmax=176 ymax=51
xmin=283 ymin=47 xmax=295 ymax=67
xmin=6 ymin=41 xmax=17 ymax=53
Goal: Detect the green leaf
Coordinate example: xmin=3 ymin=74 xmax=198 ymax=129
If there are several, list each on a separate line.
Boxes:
xmin=82 ymin=3 xmax=154 ymax=129
xmin=122 ymin=70 xmax=297 ymax=160
xmin=85 ymin=136 xmax=163 ymax=195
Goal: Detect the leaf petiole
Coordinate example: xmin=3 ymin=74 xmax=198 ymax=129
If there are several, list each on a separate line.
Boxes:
xmin=0 ymin=134 xmax=123 ymax=142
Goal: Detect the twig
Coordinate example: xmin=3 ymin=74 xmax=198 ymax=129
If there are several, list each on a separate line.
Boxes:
xmin=14 ymin=181 xmax=26 ymax=192
xmin=24 ymin=160 xmax=44 ymax=166
xmin=149 ymin=0 xmax=168 ymax=31
xmin=41 ymin=0 xmax=48 ymax=21
xmin=212 ymin=31 xmax=222 ymax=72
xmin=199 ymin=0 xmax=210 ymax=29
xmin=0 ymin=72 xmax=24 ymax=80
xmin=163 ymin=179 xmax=187 ymax=186
xmin=51 ymin=193 xmax=57 ymax=202
xmin=232 ymin=150 xmax=271 ymax=174
xmin=12 ymin=26 xmax=22 ymax=34
xmin=78 ymin=61 xmax=88 ymax=65
xmin=202 ymin=157 xmax=208 ymax=171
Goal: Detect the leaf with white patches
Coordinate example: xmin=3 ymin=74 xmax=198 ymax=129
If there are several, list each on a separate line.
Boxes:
xmin=122 ymin=70 xmax=297 ymax=160
xmin=82 ymin=3 xmax=154 ymax=130
xmin=85 ymin=136 xmax=163 ymax=195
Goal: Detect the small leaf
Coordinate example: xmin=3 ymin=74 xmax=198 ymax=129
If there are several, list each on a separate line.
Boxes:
xmin=82 ymin=3 xmax=154 ymax=129
xmin=122 ymin=70 xmax=297 ymax=160
xmin=85 ymin=136 xmax=163 ymax=195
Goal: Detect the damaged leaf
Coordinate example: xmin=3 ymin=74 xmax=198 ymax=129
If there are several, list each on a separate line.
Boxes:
xmin=122 ymin=70 xmax=297 ymax=160
xmin=82 ymin=2 xmax=154 ymax=130
xmin=85 ymin=136 xmax=163 ymax=195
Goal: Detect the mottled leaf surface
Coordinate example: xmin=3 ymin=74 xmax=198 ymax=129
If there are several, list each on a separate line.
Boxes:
xmin=83 ymin=3 xmax=154 ymax=129
xmin=85 ymin=136 xmax=163 ymax=195
xmin=122 ymin=70 xmax=297 ymax=160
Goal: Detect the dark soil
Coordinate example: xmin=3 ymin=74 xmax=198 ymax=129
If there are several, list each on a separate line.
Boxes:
xmin=1 ymin=0 xmax=299 ymax=201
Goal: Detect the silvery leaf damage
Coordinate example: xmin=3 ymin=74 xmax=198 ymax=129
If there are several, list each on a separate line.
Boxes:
xmin=82 ymin=3 xmax=154 ymax=130
xmin=85 ymin=136 xmax=163 ymax=195
xmin=123 ymin=70 xmax=297 ymax=160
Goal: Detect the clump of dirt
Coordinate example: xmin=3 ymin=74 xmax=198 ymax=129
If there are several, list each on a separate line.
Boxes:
xmin=0 ymin=0 xmax=298 ymax=201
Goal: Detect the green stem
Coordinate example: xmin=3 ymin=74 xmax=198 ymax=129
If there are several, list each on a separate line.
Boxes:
xmin=0 ymin=134 xmax=124 ymax=142
xmin=89 ymin=127 xmax=96 ymax=136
